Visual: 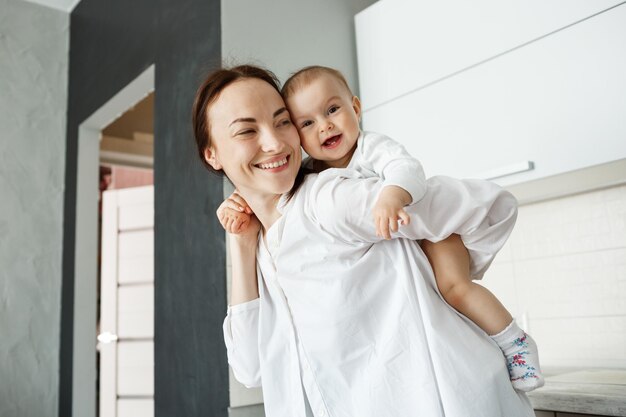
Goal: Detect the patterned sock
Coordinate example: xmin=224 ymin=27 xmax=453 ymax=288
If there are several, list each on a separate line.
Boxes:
xmin=490 ymin=320 xmax=545 ymax=392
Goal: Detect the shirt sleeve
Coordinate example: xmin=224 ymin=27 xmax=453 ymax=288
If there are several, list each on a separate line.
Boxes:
xmin=222 ymin=297 xmax=262 ymax=388
xmin=358 ymin=132 xmax=427 ymax=203
xmin=309 ymin=171 xmax=517 ymax=279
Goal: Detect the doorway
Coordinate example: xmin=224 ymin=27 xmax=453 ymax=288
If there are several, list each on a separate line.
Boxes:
xmin=72 ymin=65 xmax=154 ymax=417
xmin=98 ymin=92 xmax=155 ymax=417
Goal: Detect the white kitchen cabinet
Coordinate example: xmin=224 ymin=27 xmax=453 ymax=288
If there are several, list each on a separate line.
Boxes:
xmin=358 ymin=3 xmax=626 ymax=185
xmin=355 ymin=0 xmax=624 ymax=110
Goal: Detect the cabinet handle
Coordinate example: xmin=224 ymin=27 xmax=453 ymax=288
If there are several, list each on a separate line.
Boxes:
xmin=476 ymin=161 xmax=534 ymax=180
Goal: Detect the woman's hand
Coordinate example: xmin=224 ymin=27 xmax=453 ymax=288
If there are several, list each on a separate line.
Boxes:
xmin=217 ymin=191 xmax=260 ymax=237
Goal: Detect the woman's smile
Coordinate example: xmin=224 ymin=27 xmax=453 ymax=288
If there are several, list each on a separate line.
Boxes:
xmin=254 ymin=154 xmax=291 ymax=171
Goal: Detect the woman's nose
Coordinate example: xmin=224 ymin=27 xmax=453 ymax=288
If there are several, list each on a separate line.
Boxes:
xmin=259 ymin=130 xmax=282 ymax=151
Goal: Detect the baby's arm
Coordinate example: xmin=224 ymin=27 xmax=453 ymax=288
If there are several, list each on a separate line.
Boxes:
xmin=359 ymin=132 xmax=427 ymax=239
xmin=312 ymin=173 xmax=517 ymax=280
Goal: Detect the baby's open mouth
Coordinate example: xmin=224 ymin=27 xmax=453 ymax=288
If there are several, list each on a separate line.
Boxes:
xmin=322 ymin=134 xmax=342 ymax=148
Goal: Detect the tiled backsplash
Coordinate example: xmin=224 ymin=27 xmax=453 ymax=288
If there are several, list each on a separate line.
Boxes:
xmin=481 ymin=184 xmax=626 ymax=368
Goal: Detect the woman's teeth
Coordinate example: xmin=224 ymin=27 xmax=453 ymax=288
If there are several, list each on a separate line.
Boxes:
xmin=258 ymin=157 xmax=288 ymax=170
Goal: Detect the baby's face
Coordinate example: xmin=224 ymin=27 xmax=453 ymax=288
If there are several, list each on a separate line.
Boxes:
xmin=286 ymin=73 xmax=361 ymax=168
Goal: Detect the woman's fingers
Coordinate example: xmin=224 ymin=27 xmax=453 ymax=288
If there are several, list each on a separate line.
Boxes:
xmin=224 ymin=217 xmax=233 ymax=231
xmin=229 ymin=192 xmax=251 ymax=212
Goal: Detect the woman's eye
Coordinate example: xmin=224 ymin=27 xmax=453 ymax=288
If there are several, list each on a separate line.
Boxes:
xmin=301 ymin=120 xmax=313 ymax=128
xmin=278 ymin=119 xmax=292 ymax=127
xmin=236 ymin=129 xmax=254 ymax=136
xmin=328 ymin=105 xmax=339 ymax=114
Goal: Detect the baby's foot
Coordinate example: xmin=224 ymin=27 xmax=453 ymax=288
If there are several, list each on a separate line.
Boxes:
xmin=491 ymin=321 xmax=545 ymax=392
xmin=505 ymin=333 xmax=545 ymax=392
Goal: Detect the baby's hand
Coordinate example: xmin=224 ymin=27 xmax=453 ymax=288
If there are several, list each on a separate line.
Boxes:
xmin=217 ymin=191 xmax=256 ymax=235
xmin=373 ymin=185 xmax=412 ymax=240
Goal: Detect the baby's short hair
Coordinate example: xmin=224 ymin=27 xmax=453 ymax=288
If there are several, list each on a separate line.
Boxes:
xmin=282 ymin=65 xmax=353 ymax=100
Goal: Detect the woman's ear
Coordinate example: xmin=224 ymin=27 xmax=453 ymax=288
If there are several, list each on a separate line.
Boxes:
xmin=204 ymin=147 xmax=223 ymax=170
xmin=352 ymin=96 xmax=362 ymax=120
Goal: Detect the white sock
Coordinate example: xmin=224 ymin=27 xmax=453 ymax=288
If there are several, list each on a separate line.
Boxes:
xmin=491 ymin=320 xmax=545 ymax=392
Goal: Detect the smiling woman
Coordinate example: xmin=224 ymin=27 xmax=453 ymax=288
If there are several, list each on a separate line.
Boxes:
xmin=192 ymin=65 xmax=536 ymax=417
xmin=204 ymin=77 xmax=300 ymax=199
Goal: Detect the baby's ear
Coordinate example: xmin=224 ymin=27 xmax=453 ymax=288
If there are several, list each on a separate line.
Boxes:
xmin=352 ymin=96 xmax=362 ymax=120
xmin=204 ymin=147 xmax=223 ymax=170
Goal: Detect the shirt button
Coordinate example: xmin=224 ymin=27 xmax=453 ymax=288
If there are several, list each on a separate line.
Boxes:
xmin=303 ymin=362 xmax=310 ymax=371
xmin=319 ymin=409 xmax=326 ymax=417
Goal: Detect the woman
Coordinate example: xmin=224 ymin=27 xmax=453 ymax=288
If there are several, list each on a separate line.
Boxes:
xmin=192 ymin=65 xmax=534 ymax=417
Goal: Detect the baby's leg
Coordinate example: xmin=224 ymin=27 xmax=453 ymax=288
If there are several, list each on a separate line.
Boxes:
xmin=421 ymin=234 xmax=512 ymax=333
xmin=421 ymin=234 xmax=544 ymax=391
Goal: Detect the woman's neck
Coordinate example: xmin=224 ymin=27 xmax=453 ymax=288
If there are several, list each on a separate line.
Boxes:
xmin=240 ymin=191 xmax=283 ymax=232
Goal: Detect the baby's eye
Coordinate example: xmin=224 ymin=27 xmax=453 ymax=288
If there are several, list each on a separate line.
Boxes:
xmin=301 ymin=120 xmax=313 ymax=128
xmin=328 ymin=105 xmax=340 ymax=114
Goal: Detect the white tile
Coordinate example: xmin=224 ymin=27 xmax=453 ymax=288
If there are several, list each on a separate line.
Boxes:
xmin=531 ymin=316 xmax=626 ymax=368
xmin=511 ymin=185 xmax=626 ymax=261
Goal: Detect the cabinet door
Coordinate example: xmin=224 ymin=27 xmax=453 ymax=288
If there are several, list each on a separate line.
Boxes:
xmin=360 ymin=4 xmax=626 ymax=185
xmin=356 ymin=0 xmax=624 ymax=110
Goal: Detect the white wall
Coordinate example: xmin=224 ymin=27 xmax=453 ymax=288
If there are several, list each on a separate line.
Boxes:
xmin=221 ymin=0 xmax=376 ymax=412
xmin=482 ymin=183 xmax=626 ymax=369
xmin=0 ymin=0 xmax=69 ymax=415
xmin=221 ymin=0 xmax=376 ymax=92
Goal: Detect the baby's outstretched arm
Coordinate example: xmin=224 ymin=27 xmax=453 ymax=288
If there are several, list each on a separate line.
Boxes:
xmin=373 ymin=185 xmax=412 ymax=240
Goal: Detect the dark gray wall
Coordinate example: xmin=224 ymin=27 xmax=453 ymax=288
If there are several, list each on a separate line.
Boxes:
xmin=61 ymin=1 xmax=227 ymax=416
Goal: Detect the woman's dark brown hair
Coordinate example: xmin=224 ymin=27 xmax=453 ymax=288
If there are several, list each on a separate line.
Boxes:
xmin=191 ymin=64 xmax=310 ymax=199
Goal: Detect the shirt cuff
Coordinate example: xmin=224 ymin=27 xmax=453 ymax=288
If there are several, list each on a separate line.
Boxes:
xmin=228 ymin=298 xmax=260 ymax=315
xmin=382 ymin=177 xmax=427 ymax=205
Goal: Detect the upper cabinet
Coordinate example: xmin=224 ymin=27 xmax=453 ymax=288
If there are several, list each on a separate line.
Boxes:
xmin=356 ymin=0 xmax=626 ymax=185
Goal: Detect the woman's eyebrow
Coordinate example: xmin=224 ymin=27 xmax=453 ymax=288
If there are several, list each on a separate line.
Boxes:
xmin=229 ymin=108 xmax=287 ymax=127
xmin=229 ymin=117 xmax=255 ymax=127
xmin=273 ymin=107 xmax=288 ymax=118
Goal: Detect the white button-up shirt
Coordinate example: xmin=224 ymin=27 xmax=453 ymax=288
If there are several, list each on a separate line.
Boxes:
xmin=223 ymin=171 xmax=534 ymax=417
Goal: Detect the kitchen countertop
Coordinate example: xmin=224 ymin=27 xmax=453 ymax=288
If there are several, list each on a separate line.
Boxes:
xmin=527 ymin=368 xmax=626 ymax=416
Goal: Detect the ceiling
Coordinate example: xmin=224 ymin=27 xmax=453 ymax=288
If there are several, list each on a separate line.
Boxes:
xmin=22 ymin=0 xmax=81 ymax=12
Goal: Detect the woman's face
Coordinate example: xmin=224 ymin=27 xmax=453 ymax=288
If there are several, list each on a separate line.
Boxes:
xmin=205 ymin=78 xmax=302 ymax=198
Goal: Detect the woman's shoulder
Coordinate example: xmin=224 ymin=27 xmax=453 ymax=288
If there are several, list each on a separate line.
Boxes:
xmin=297 ymin=168 xmax=368 ymax=198
xmin=289 ymin=167 xmax=375 ymax=221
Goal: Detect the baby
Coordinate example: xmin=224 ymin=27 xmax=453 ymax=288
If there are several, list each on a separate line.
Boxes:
xmin=220 ymin=65 xmax=544 ymax=392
